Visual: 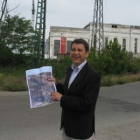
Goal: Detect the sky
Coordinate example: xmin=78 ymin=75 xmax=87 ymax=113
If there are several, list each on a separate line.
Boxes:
xmin=1 ymin=0 xmax=140 ymax=38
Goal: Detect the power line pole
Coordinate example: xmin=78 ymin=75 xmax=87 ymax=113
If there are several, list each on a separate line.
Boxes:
xmin=91 ymin=0 xmax=104 ymax=51
xmin=0 ymin=0 xmax=7 ymax=22
xmin=32 ymin=0 xmax=35 ymax=29
xmin=35 ymin=0 xmax=47 ymax=64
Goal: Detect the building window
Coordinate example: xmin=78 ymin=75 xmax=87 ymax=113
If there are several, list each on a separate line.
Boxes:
xmin=134 ymin=38 xmax=137 ymax=54
xmin=67 ymin=41 xmax=72 ymax=54
xmin=54 ymin=40 xmax=60 ymax=56
xmin=112 ymin=25 xmax=117 ymax=28
xmin=105 ymin=37 xmax=108 ymax=46
xmin=122 ymin=39 xmax=126 ymax=50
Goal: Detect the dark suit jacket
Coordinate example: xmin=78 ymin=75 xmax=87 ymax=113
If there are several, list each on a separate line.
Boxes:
xmin=56 ymin=62 xmax=101 ymax=139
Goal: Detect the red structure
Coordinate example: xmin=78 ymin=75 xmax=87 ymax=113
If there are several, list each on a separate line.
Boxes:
xmin=61 ymin=37 xmax=67 ymax=54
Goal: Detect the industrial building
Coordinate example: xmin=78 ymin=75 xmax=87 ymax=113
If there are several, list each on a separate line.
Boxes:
xmin=47 ymin=22 xmax=140 ymax=59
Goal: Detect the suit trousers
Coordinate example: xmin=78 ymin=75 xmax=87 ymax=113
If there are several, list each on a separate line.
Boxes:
xmin=62 ymin=128 xmax=93 ymax=140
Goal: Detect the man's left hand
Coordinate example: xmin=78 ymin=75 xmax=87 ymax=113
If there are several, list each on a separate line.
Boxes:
xmin=51 ymin=91 xmax=62 ymax=101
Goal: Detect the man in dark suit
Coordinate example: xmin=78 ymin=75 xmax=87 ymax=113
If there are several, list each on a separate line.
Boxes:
xmin=51 ymin=38 xmax=101 ymax=140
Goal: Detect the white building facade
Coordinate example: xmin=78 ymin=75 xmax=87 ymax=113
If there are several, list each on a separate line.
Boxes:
xmin=47 ymin=22 xmax=140 ymax=59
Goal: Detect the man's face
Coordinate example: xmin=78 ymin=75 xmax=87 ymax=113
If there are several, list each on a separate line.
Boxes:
xmin=70 ymin=43 xmax=89 ymax=66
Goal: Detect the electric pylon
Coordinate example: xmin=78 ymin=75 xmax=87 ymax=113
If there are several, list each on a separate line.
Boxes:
xmin=0 ymin=0 xmax=7 ymax=22
xmin=32 ymin=0 xmax=35 ymax=29
xmin=91 ymin=0 xmax=104 ymax=51
xmin=35 ymin=0 xmax=47 ymax=64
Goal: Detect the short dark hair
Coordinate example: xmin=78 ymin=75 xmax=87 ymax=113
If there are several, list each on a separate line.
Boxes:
xmin=71 ymin=38 xmax=89 ymax=52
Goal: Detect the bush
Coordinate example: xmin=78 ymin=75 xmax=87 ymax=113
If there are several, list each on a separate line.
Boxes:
xmin=2 ymin=75 xmax=27 ymax=91
xmin=1 ymin=38 xmax=140 ymax=91
xmin=88 ymin=39 xmax=140 ymax=76
xmin=45 ymin=56 xmax=71 ymax=79
xmin=101 ymin=76 xmax=114 ymax=86
xmin=0 ymin=47 xmax=33 ymax=67
xmin=0 ymin=67 xmax=28 ymax=91
xmin=12 ymin=54 xmax=32 ymax=66
xmin=0 ymin=66 xmax=140 ymax=91
xmin=0 ymin=47 xmax=13 ymax=66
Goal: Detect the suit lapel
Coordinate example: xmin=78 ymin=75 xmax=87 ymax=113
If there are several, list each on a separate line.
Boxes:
xmin=68 ymin=63 xmax=88 ymax=91
xmin=64 ymin=67 xmax=73 ymax=92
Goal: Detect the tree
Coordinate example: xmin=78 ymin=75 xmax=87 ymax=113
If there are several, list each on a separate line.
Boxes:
xmin=88 ymin=39 xmax=140 ymax=75
xmin=0 ymin=46 xmax=13 ymax=66
xmin=0 ymin=15 xmax=37 ymax=54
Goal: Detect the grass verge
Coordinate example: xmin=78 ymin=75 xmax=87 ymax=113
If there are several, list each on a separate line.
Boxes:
xmin=0 ymin=67 xmax=140 ymax=91
xmin=101 ymin=73 xmax=140 ymax=86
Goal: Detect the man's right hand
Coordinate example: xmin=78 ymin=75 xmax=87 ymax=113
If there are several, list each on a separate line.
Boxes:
xmin=47 ymin=77 xmax=57 ymax=84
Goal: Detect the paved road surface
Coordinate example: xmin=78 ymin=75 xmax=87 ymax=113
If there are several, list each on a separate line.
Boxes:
xmin=0 ymin=82 xmax=140 ymax=140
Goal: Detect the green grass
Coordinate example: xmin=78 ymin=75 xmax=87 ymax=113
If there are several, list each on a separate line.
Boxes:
xmin=0 ymin=67 xmax=28 ymax=91
xmin=0 ymin=67 xmax=140 ymax=91
xmin=101 ymin=73 xmax=140 ymax=87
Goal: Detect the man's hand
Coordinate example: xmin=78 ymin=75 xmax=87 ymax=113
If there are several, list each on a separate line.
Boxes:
xmin=51 ymin=91 xmax=63 ymax=101
xmin=47 ymin=77 xmax=57 ymax=84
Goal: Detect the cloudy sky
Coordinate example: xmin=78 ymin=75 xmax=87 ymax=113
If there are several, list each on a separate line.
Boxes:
xmin=2 ymin=0 xmax=140 ymax=38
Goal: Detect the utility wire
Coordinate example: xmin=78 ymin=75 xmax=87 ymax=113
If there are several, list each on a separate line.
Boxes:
xmin=0 ymin=0 xmax=20 ymax=22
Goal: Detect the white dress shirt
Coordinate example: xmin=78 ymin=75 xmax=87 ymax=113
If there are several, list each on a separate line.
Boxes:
xmin=68 ymin=60 xmax=87 ymax=88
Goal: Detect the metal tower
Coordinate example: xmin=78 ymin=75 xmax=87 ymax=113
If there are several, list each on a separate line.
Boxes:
xmin=32 ymin=0 xmax=35 ymax=29
xmin=35 ymin=0 xmax=47 ymax=64
xmin=91 ymin=0 xmax=104 ymax=51
xmin=0 ymin=0 xmax=7 ymax=22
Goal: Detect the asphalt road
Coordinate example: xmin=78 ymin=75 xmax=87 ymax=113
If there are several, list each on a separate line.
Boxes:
xmin=0 ymin=82 xmax=140 ymax=140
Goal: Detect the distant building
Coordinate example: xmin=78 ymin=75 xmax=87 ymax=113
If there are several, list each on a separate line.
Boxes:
xmin=47 ymin=22 xmax=140 ymax=59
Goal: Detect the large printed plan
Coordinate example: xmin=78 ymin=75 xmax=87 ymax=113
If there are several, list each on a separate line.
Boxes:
xmin=26 ymin=66 xmax=56 ymax=108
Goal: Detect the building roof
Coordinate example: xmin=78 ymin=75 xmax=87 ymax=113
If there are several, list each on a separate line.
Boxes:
xmin=84 ymin=22 xmax=140 ymax=30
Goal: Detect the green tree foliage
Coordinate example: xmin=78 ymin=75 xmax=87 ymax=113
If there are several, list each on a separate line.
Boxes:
xmin=0 ymin=46 xmax=13 ymax=66
xmin=45 ymin=56 xmax=71 ymax=79
xmin=42 ymin=39 xmax=140 ymax=80
xmin=0 ymin=15 xmax=38 ymax=66
xmin=0 ymin=15 xmax=36 ymax=54
xmin=88 ymin=39 xmax=140 ymax=75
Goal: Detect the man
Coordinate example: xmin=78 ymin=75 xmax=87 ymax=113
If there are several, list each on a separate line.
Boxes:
xmin=50 ymin=38 xmax=101 ymax=140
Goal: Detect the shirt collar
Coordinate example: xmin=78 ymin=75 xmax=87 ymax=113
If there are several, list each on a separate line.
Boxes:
xmin=71 ymin=60 xmax=87 ymax=71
